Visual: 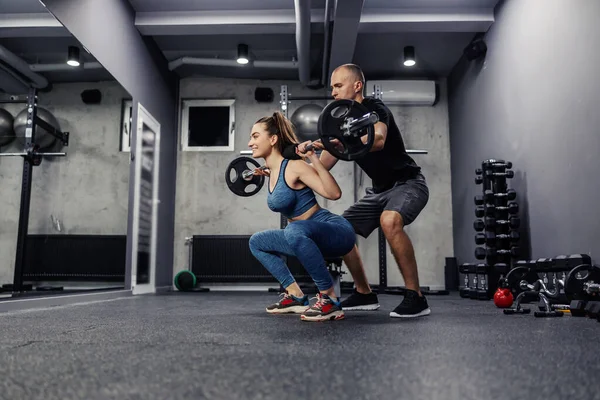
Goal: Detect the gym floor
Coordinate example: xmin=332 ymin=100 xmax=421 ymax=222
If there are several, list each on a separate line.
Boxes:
xmin=0 ymin=292 xmax=598 ymax=400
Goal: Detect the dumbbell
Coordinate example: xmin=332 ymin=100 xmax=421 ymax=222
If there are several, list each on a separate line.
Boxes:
xmin=493 ymin=161 xmax=513 ymax=169
xmin=475 ymin=206 xmax=485 ymax=218
xmin=474 ymin=195 xmax=484 ymax=206
xmin=484 ymin=170 xmax=514 ymax=178
xmin=475 ymin=231 xmax=520 ymax=245
xmin=484 ymin=217 xmax=520 ymax=229
xmin=459 ymin=263 xmax=472 ymax=298
xmin=474 ymin=219 xmax=485 ymax=232
xmin=476 ymin=263 xmax=490 ymax=300
xmin=475 ymin=246 xmax=520 ymax=259
xmin=484 ymin=202 xmax=519 ymax=216
xmin=484 ymin=189 xmax=517 ymax=202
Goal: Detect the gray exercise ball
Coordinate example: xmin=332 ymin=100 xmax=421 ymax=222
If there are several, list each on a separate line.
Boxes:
xmin=13 ymin=107 xmax=60 ymax=150
xmin=0 ymin=108 xmax=15 ymax=147
xmin=290 ymin=103 xmax=323 ymax=142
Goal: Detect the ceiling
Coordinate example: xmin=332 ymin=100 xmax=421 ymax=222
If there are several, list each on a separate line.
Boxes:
xmin=0 ymin=0 xmax=500 ymax=93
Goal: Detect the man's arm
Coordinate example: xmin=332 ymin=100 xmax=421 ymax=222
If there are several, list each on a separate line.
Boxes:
xmin=368 ymin=121 xmax=387 ymax=152
xmin=318 ymin=149 xmax=340 ymax=170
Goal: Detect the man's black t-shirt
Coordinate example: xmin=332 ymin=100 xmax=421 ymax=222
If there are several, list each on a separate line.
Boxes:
xmin=355 ymin=97 xmax=421 ymax=191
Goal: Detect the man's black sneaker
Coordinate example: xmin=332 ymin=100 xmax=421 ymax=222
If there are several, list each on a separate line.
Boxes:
xmin=340 ymin=289 xmax=380 ymax=311
xmin=389 ymin=290 xmax=431 ymax=318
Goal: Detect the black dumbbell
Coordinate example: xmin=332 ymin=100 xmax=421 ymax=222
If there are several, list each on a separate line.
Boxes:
xmin=475 ymin=168 xmax=483 ymax=175
xmin=484 ymin=217 xmax=520 ymax=229
xmin=475 ymin=206 xmax=485 ymax=218
xmin=484 ymin=202 xmax=519 ymax=216
xmin=485 ymin=170 xmax=514 ymax=178
xmin=475 ymin=176 xmax=483 ymax=185
xmin=474 ymin=195 xmax=484 ymax=205
xmin=493 ymin=161 xmax=513 ymax=169
xmin=475 ymin=246 xmax=520 ymax=259
xmin=475 ymin=231 xmax=520 ymax=245
xmin=484 ymin=189 xmax=517 ymax=202
xmin=474 ymin=219 xmax=485 ymax=232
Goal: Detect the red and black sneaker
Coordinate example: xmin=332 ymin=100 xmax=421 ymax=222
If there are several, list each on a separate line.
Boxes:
xmin=301 ymin=293 xmax=344 ymax=322
xmin=266 ymin=292 xmax=309 ymax=314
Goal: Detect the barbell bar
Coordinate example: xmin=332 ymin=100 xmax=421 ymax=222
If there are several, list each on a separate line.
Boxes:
xmin=0 ymin=152 xmax=66 ymax=157
xmin=239 ymin=148 xmax=428 ymax=155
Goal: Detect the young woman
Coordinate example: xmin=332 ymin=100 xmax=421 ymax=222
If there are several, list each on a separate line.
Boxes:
xmin=247 ymin=112 xmax=355 ymax=322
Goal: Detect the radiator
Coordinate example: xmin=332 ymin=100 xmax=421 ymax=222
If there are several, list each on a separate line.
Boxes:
xmin=23 ymin=234 xmax=126 ymax=282
xmin=191 ymin=235 xmax=311 ymax=283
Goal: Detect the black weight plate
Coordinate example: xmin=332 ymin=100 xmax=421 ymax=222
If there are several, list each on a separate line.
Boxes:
xmin=317 ymin=99 xmax=375 ymax=161
xmin=505 ymin=266 xmax=539 ymax=296
xmin=225 ymin=157 xmax=265 ymax=197
xmin=564 ymin=264 xmax=600 ymax=301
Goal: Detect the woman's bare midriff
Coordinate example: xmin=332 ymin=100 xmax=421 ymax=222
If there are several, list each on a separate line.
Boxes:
xmin=287 ymin=203 xmax=321 ymax=223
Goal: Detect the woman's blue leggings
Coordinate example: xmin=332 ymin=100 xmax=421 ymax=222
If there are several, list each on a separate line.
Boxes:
xmin=249 ymin=209 xmax=356 ymax=292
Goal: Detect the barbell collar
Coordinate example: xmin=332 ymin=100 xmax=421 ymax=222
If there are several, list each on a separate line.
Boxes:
xmin=345 ymin=112 xmax=379 ymax=136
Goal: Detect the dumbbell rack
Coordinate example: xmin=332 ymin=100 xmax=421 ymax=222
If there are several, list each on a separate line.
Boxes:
xmin=460 ymin=159 xmax=520 ymax=300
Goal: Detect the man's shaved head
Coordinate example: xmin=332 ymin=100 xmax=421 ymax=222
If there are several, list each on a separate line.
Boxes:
xmin=333 ymin=64 xmax=365 ymax=87
xmin=330 ymin=63 xmax=366 ymax=101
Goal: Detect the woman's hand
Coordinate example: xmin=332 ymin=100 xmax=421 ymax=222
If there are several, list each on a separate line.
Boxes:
xmin=295 ymin=140 xmax=317 ymax=160
xmin=253 ymin=167 xmax=270 ymax=177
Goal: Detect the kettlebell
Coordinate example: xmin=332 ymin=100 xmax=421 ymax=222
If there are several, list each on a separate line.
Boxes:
xmin=493 ymin=288 xmax=514 ymax=308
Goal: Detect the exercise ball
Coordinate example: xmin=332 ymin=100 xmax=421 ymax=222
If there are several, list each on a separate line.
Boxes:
xmin=291 ymin=103 xmax=323 ymax=142
xmin=0 ymin=108 xmax=15 ymax=147
xmin=13 ymin=107 xmax=60 ymax=150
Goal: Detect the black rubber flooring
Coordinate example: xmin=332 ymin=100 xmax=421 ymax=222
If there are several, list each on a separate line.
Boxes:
xmin=0 ymin=291 xmax=598 ymax=400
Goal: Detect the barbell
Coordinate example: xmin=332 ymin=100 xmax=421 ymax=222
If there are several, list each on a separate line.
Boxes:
xmin=226 ymin=99 xmax=428 ymax=197
xmin=0 ymin=145 xmax=66 ymax=166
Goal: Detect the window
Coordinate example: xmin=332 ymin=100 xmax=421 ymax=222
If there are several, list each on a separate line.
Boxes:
xmin=180 ymin=99 xmax=235 ymax=151
xmin=120 ymin=99 xmax=133 ymax=152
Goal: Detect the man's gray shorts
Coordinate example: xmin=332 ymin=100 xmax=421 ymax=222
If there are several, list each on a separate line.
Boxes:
xmin=342 ymin=173 xmax=429 ymax=238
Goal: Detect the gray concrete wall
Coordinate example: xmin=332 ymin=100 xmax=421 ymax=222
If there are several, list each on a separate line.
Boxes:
xmin=0 ymin=81 xmax=131 ymax=285
xmin=42 ymin=0 xmax=179 ymax=289
xmin=448 ymin=0 xmax=600 ymax=265
xmin=175 ymin=77 xmax=453 ymax=289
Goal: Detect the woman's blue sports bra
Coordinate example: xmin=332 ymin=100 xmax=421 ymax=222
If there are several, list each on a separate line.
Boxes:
xmin=267 ymin=159 xmax=317 ymax=219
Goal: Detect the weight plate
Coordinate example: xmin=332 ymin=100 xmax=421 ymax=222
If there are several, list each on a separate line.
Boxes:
xmin=505 ymin=266 xmax=539 ymax=297
xmin=564 ymin=264 xmax=600 ymax=301
xmin=317 ymin=99 xmax=375 ymax=161
xmin=174 ymin=270 xmax=197 ymax=291
xmin=225 ymin=157 xmax=265 ymax=197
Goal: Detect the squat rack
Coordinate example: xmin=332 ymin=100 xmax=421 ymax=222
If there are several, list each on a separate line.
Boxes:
xmin=0 ymin=87 xmax=70 ymax=294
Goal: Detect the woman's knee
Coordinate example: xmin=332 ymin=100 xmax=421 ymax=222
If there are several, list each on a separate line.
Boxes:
xmin=249 ymin=231 xmax=268 ymax=252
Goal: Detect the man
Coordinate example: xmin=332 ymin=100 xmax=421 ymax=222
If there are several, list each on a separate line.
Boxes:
xmin=299 ymin=63 xmax=430 ymax=318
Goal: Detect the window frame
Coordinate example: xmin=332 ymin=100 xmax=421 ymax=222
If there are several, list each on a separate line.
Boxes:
xmin=180 ymin=98 xmax=236 ymax=152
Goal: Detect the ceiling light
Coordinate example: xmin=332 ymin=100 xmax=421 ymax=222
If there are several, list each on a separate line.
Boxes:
xmin=237 ymin=44 xmax=249 ymax=65
xmin=403 ymin=46 xmax=416 ymax=67
xmin=67 ymin=46 xmax=80 ymax=67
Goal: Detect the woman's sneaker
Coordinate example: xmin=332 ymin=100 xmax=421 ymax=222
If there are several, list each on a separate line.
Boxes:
xmin=266 ymin=292 xmax=309 ymax=314
xmin=340 ymin=289 xmax=380 ymax=311
xmin=301 ymin=293 xmax=345 ymax=322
